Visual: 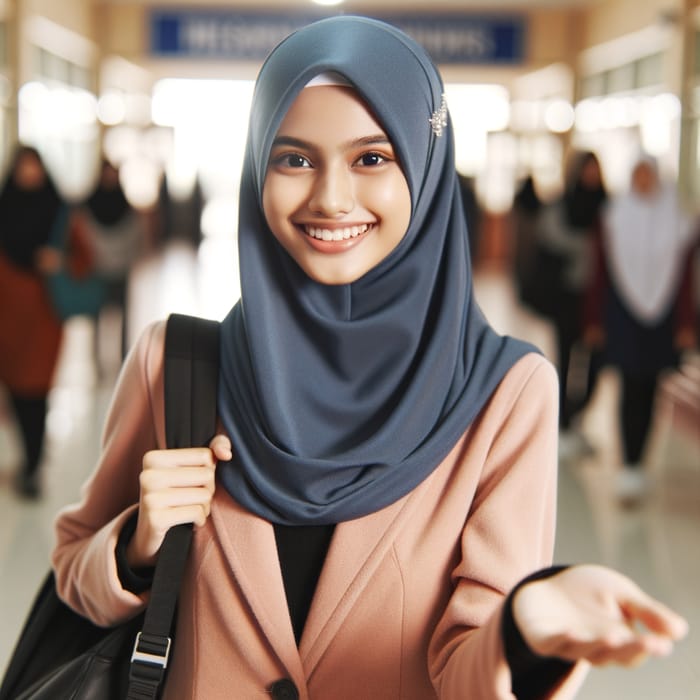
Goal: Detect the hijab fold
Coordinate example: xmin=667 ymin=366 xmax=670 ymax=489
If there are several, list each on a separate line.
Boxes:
xmin=217 ymin=16 xmax=534 ymax=525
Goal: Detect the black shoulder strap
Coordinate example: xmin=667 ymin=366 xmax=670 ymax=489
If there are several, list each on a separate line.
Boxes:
xmin=164 ymin=313 xmax=220 ymax=449
xmin=127 ymin=313 xmax=220 ymax=699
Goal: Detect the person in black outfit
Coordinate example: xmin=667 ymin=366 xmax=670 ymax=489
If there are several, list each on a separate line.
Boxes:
xmin=511 ymin=174 xmax=543 ymax=311
xmin=0 ymin=146 xmax=66 ymax=498
xmin=537 ymin=151 xmax=607 ymax=455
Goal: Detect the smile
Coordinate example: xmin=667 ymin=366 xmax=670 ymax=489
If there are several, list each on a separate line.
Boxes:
xmin=303 ymin=224 xmax=371 ymax=241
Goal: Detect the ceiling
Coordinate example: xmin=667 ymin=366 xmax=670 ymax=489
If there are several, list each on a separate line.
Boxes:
xmin=125 ymin=0 xmax=601 ymax=9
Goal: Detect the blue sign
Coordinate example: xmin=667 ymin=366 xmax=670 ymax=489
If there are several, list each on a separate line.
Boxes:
xmin=150 ymin=11 xmax=526 ymax=65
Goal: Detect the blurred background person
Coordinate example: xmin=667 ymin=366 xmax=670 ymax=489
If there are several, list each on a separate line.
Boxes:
xmin=585 ymin=156 xmax=698 ymax=503
xmin=537 ymin=151 xmax=608 ymax=457
xmin=457 ymin=171 xmax=482 ymax=266
xmin=510 ymin=173 xmax=544 ymax=313
xmin=83 ymin=158 xmax=145 ymax=368
xmin=0 ymin=146 xmax=66 ymax=498
xmin=155 ymin=171 xmax=204 ymax=252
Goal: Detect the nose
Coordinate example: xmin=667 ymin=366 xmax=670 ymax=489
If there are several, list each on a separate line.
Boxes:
xmin=308 ymin=165 xmax=354 ymax=216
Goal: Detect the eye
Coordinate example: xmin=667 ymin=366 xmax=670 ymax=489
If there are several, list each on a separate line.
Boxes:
xmin=272 ymin=153 xmax=312 ymax=169
xmin=355 ymin=152 xmax=387 ymax=167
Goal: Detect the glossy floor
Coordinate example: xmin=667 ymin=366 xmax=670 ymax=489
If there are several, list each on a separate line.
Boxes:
xmin=1 ymin=246 xmax=698 ymax=698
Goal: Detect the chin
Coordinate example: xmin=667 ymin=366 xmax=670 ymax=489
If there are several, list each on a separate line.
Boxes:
xmin=302 ymin=265 xmax=364 ymax=286
xmin=307 ymin=273 xmax=356 ymax=286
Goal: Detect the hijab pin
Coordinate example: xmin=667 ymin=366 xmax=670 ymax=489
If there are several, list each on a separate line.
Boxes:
xmin=429 ymin=94 xmax=448 ymax=137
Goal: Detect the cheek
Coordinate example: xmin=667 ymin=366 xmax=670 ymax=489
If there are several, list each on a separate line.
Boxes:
xmin=261 ymin=181 xmax=274 ymax=226
xmin=261 ymin=179 xmax=288 ymax=237
xmin=263 ymin=176 xmax=307 ymax=226
xmin=364 ymin=176 xmax=411 ymax=234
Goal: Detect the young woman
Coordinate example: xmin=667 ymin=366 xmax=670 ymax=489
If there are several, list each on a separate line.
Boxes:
xmin=0 ymin=146 xmax=67 ymax=498
xmin=585 ymin=157 xmax=697 ymax=501
xmin=52 ymin=17 xmax=686 ymax=699
xmin=83 ymin=158 xmax=145 ymax=363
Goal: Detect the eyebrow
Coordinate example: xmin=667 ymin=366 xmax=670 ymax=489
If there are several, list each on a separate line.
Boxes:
xmin=271 ymin=134 xmax=392 ymax=151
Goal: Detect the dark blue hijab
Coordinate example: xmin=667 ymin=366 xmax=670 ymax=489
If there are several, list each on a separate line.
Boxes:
xmin=218 ymin=16 xmax=535 ymax=525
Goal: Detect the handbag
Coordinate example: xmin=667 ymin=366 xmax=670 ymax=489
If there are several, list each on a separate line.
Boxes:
xmin=0 ymin=314 xmax=220 ymax=700
xmin=45 ymin=206 xmax=106 ymax=319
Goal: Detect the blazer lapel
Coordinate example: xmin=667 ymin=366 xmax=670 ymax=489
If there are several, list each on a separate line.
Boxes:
xmin=299 ymin=481 xmax=427 ymax=676
xmin=210 ymin=491 xmax=305 ymax=683
xmin=210 ymin=468 xmax=435 ymax=684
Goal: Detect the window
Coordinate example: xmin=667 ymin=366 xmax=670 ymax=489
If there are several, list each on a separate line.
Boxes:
xmin=635 ymin=53 xmax=663 ymax=89
xmin=608 ymin=63 xmax=635 ymax=93
xmin=32 ymin=45 xmax=90 ymax=89
xmin=580 ymin=72 xmax=605 ymax=99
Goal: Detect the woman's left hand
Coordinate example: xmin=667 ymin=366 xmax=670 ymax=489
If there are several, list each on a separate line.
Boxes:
xmin=512 ymin=564 xmax=688 ymax=667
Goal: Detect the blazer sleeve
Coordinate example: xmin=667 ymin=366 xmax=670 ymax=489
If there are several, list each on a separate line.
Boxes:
xmin=51 ymin=320 xmax=167 ymax=626
xmin=428 ymin=357 xmax=588 ymax=699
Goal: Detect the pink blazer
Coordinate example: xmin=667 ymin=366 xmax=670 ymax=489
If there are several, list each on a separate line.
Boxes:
xmin=52 ymin=321 xmax=587 ymax=698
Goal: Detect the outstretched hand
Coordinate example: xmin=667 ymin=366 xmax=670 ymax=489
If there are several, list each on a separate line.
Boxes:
xmin=512 ymin=565 xmax=688 ymax=667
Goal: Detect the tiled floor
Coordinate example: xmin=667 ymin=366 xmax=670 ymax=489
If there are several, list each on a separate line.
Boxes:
xmin=0 ymin=247 xmax=698 ymax=698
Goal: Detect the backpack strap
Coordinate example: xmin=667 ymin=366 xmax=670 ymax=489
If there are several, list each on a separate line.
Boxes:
xmin=127 ymin=313 xmax=220 ymax=700
xmin=164 ymin=313 xmax=221 ymax=449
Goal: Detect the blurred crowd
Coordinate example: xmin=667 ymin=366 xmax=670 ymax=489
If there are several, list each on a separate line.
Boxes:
xmin=510 ymin=150 xmax=699 ymax=503
xmin=0 ymin=144 xmax=203 ymax=498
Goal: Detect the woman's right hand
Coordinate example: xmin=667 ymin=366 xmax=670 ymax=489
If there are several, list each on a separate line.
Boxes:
xmin=126 ymin=434 xmax=232 ymax=568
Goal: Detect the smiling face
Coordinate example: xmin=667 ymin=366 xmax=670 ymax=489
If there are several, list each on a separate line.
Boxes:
xmin=262 ymin=85 xmax=411 ymax=285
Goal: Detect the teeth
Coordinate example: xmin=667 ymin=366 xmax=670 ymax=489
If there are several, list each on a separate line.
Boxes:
xmin=305 ymin=224 xmax=370 ymax=240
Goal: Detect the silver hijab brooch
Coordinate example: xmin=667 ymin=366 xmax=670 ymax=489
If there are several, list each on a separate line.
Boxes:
xmin=429 ymin=94 xmax=448 ymax=137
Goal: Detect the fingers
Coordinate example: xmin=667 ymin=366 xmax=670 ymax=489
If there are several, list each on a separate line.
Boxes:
xmin=209 ymin=434 xmax=233 ymax=461
xmin=141 ymin=501 xmax=212 ymax=529
xmin=131 ymin=439 xmax=232 ymax=568
xmin=143 ymin=486 xmax=215 ymax=511
xmin=140 ymin=466 xmax=216 ymax=493
xmin=583 ymin=629 xmax=675 ymax=668
xmin=143 ymin=447 xmax=218 ymax=470
xmin=139 ymin=453 xmax=216 ymax=526
xmin=143 ymin=434 xmax=232 ymax=470
xmin=621 ymin=594 xmax=689 ymax=641
xmin=549 ymin=619 xmax=677 ymax=668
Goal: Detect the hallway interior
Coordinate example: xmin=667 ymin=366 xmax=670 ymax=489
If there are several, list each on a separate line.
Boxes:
xmin=0 ymin=246 xmax=698 ymax=698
